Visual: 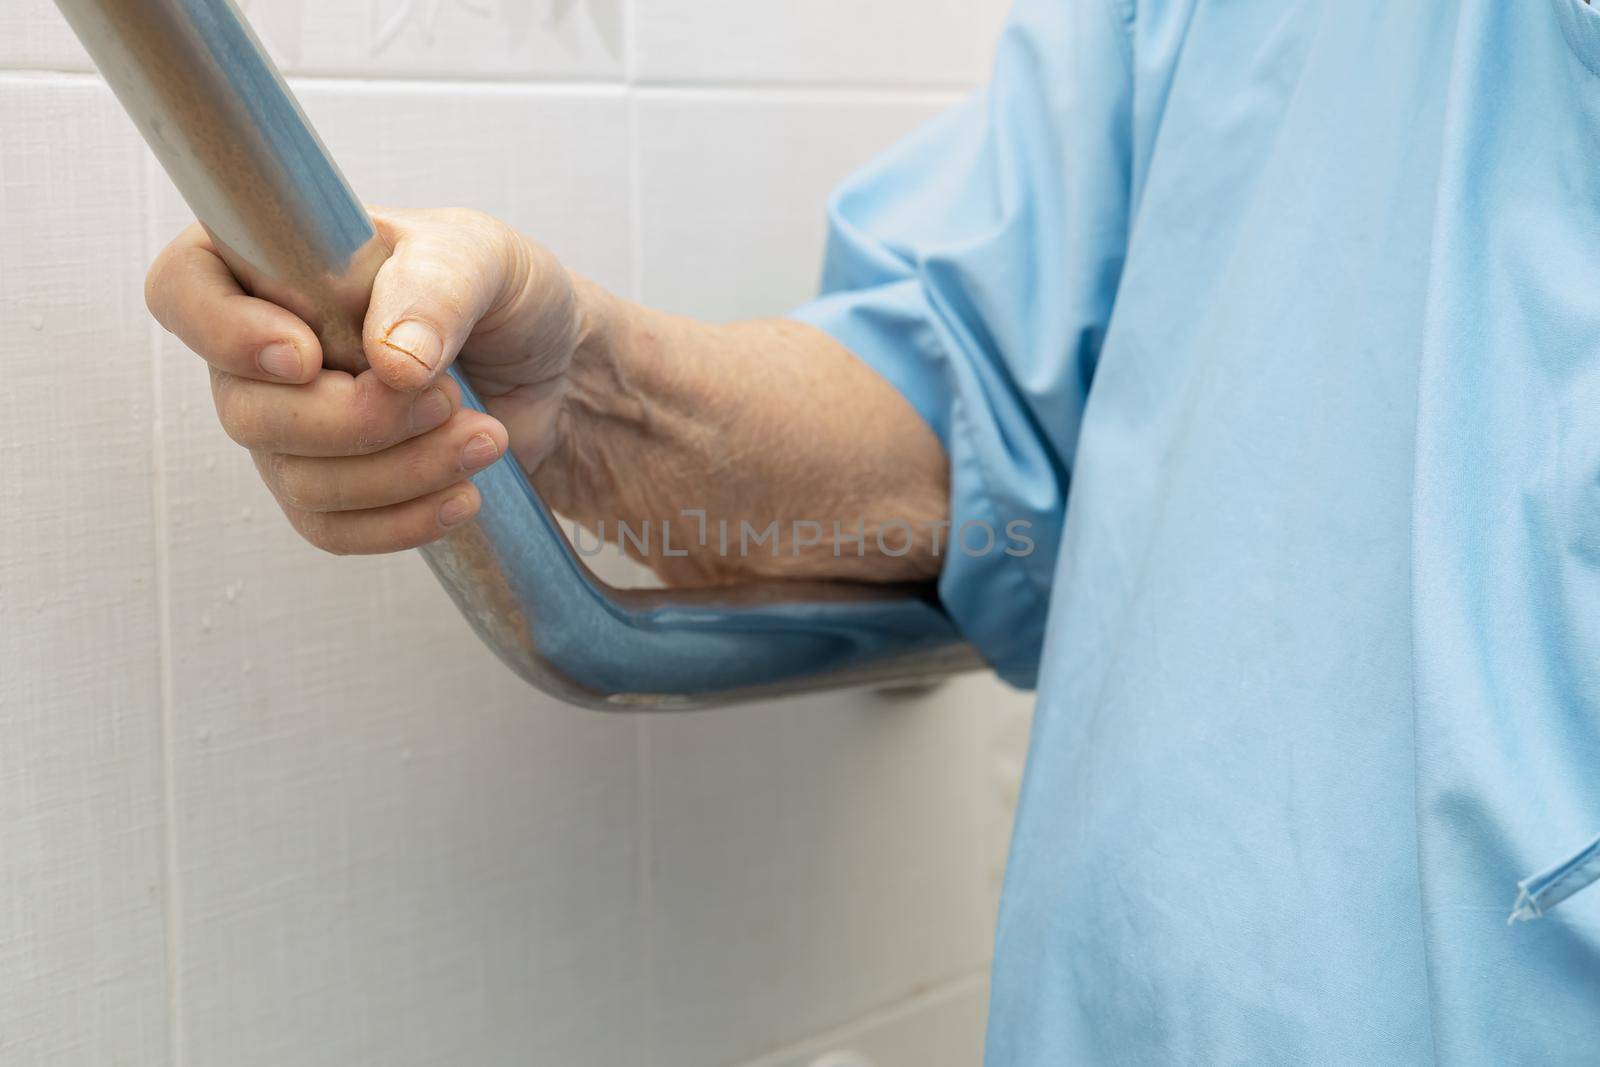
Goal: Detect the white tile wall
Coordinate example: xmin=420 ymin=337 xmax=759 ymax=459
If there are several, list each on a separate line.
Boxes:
xmin=0 ymin=77 xmax=168 ymax=1067
xmin=237 ymin=0 xmax=625 ymax=82
xmin=642 ymin=680 xmax=1010 ymax=1067
xmin=1 ymin=0 xmax=623 ymax=79
xmin=0 ymin=2 xmax=1026 ymax=1065
xmin=0 ymin=1 xmax=92 ymax=71
xmin=633 ymin=89 xmax=957 ymax=320
xmin=740 ymin=975 xmax=991 ymax=1067
xmin=631 ymin=0 xmax=1008 ymax=88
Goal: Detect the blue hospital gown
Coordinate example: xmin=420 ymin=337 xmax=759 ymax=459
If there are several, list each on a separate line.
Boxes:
xmin=793 ymin=0 xmax=1600 ymax=1061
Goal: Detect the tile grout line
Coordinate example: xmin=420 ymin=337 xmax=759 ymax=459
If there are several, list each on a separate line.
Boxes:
xmin=732 ymin=970 xmax=993 ymax=1067
xmin=620 ymin=6 xmax=659 ymax=1062
xmin=0 ymin=66 xmax=968 ymax=103
xmin=632 ymin=79 xmax=967 ymax=101
xmin=633 ymin=716 xmax=657 ymax=1067
xmin=617 ymin=0 xmax=656 ymax=1062
xmin=144 ymin=147 xmax=186 ymax=1067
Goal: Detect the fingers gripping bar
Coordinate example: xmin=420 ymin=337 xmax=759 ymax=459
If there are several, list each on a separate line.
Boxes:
xmin=54 ymin=0 xmax=978 ymax=708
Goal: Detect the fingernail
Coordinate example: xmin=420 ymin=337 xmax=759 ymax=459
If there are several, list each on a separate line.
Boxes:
xmin=411 ymin=387 xmax=451 ymax=432
xmin=460 ymin=433 xmax=500 ymax=471
xmin=439 ymin=493 xmax=475 ymax=527
xmin=382 ymin=320 xmax=442 ymax=372
xmin=256 ymin=342 xmax=303 ymax=381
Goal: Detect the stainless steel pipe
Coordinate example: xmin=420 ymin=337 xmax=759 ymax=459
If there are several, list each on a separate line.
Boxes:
xmin=54 ymin=0 xmax=980 ymax=708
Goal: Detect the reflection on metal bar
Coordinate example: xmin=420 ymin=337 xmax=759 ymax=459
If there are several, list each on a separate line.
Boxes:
xmin=53 ymin=0 xmax=980 ymax=709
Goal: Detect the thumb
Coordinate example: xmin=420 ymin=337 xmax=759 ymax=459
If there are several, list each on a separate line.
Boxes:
xmin=363 ymin=210 xmax=519 ymax=392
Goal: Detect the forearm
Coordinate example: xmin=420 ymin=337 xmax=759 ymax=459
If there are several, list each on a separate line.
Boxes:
xmin=157 ymin=206 xmax=950 ymax=569
xmin=535 ymin=281 xmax=950 ymax=586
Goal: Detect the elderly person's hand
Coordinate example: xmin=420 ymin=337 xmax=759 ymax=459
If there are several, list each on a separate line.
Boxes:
xmin=146 ymin=205 xmax=948 ymax=584
xmin=144 ymin=207 xmax=583 ymax=554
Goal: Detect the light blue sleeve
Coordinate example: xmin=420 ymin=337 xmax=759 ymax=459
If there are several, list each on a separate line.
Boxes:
xmin=790 ymin=0 xmax=1135 ymax=687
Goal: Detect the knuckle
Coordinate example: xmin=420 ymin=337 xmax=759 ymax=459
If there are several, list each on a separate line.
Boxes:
xmin=471 ymin=212 xmax=517 ymax=260
xmin=399 ymin=510 xmax=440 ymax=551
xmin=143 ymin=253 xmax=177 ymax=327
xmin=270 ymin=456 xmax=310 ymax=510
xmin=282 ymin=504 xmax=317 ymax=546
xmin=254 ymin=451 xmax=286 ymax=492
xmin=437 ymin=206 xmax=494 ymax=233
xmin=351 ymin=413 xmax=390 ymax=455
xmin=212 ymin=377 xmax=261 ymax=447
xmin=400 ymin=440 xmax=442 ymax=487
xmin=348 ymin=378 xmax=397 ymax=452
xmin=294 ymin=510 xmax=350 ymax=556
xmin=405 ymin=259 xmax=474 ymax=315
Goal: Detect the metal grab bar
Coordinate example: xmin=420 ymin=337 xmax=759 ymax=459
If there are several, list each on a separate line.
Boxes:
xmin=54 ymin=0 xmax=980 ymax=709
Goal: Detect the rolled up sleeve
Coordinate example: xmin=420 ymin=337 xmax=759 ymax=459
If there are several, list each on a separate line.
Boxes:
xmin=791 ymin=0 xmax=1135 ymax=687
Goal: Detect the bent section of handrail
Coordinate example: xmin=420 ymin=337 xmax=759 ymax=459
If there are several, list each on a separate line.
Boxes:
xmin=54 ymin=0 xmax=981 ymax=709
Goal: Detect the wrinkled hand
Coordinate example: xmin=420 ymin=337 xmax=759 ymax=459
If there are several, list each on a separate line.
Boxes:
xmin=145 ymin=208 xmax=582 ymax=554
